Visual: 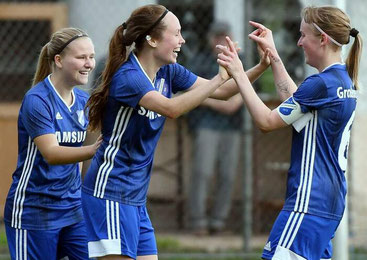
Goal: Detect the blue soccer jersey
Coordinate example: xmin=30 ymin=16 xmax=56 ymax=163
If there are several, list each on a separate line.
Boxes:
xmin=82 ymin=53 xmax=197 ymax=206
xmin=4 ymin=75 xmax=89 ymax=230
xmin=278 ymin=64 xmax=356 ymax=220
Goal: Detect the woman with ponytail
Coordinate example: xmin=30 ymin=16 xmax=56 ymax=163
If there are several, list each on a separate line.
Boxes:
xmin=4 ymin=27 xmax=102 ymax=259
xmin=82 ymin=4 xmax=269 ymax=260
xmin=218 ymin=5 xmax=362 ymax=260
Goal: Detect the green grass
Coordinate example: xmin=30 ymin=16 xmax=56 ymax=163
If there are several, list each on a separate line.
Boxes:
xmin=2 ymin=224 xmax=367 ymax=260
xmin=0 ymin=223 xmax=8 ymax=254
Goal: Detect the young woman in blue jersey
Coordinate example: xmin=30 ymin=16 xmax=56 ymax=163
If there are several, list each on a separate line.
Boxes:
xmin=82 ymin=4 xmax=269 ymax=260
xmin=4 ymin=27 xmax=102 ymax=260
xmin=218 ymin=6 xmax=362 ymax=260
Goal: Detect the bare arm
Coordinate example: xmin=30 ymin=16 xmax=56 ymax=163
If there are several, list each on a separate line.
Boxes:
xmin=190 ymin=58 xmax=269 ymax=102
xmin=209 ymin=44 xmax=271 ymax=100
xmin=248 ymin=21 xmax=297 ymax=100
xmin=34 ymin=133 xmax=102 ymax=165
xmin=218 ymin=36 xmax=287 ymax=132
xmin=139 ymin=74 xmax=228 ymax=119
xmin=81 ymin=131 xmax=102 ymax=176
xmin=201 ymin=93 xmax=243 ymax=115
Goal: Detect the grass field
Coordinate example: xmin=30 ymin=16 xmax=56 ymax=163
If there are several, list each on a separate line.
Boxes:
xmin=1 ymin=223 xmax=367 ymax=260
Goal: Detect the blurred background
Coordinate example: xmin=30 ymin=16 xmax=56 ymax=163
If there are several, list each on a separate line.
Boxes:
xmin=0 ymin=0 xmax=366 ymax=259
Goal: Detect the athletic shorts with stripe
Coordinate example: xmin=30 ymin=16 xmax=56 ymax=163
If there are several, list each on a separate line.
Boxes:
xmin=5 ymin=221 xmax=89 ymax=260
xmin=81 ymin=192 xmax=157 ymax=259
xmin=262 ymin=210 xmax=340 ymax=260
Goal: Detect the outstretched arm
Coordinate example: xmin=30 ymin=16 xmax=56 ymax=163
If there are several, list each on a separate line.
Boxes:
xmin=198 ymin=44 xmax=271 ymax=100
xmin=248 ymin=21 xmax=297 ymax=100
xmin=139 ymin=71 xmax=229 ymax=119
xmin=201 ymin=93 xmax=243 ymax=115
xmin=217 ymin=36 xmax=287 ymax=132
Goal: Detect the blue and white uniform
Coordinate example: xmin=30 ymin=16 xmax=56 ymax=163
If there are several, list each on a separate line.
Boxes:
xmin=4 ymin=75 xmax=89 ymax=259
xmin=82 ymin=53 xmax=197 ymax=258
xmin=263 ymin=64 xmax=357 ymax=260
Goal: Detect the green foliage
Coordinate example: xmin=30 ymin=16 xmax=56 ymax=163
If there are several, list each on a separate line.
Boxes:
xmin=258 ymin=68 xmax=276 ymax=95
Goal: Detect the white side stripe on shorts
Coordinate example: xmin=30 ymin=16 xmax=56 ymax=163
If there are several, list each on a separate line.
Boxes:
xmin=278 ymin=212 xmax=305 ymax=249
xmin=94 ymin=106 xmax=133 ymax=198
xmin=293 ymin=112 xmax=317 ymax=213
xmin=16 ymin=229 xmax=27 ymax=260
xmin=106 ymin=200 xmax=121 ymax=240
xmin=12 ymin=138 xmax=37 ymax=229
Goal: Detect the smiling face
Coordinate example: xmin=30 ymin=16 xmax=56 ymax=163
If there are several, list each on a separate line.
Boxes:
xmin=55 ymin=37 xmax=95 ymax=86
xmin=297 ymin=19 xmax=323 ymax=68
xmin=153 ymin=12 xmax=185 ymax=65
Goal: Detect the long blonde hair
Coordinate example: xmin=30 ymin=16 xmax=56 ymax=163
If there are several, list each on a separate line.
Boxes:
xmin=32 ymin=27 xmax=88 ymax=86
xmin=302 ymin=6 xmax=363 ymax=89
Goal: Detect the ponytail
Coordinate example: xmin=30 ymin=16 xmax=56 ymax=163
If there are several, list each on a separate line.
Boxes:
xmin=31 ymin=27 xmax=89 ymax=87
xmin=346 ymin=33 xmax=363 ymax=90
xmin=86 ymin=4 xmax=168 ymax=131
xmin=86 ymin=25 xmax=129 ymax=131
xmin=32 ymin=43 xmax=52 ymax=86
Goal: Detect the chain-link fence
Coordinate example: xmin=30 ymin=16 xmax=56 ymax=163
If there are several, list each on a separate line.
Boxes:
xmin=1 ymin=0 xmax=366 ymax=259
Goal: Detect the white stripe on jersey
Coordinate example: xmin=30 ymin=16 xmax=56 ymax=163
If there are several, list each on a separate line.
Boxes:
xmin=12 ymin=137 xmax=37 ymax=229
xmin=278 ymin=212 xmax=304 ymax=249
xmin=304 ymin=111 xmax=318 ymax=212
xmin=94 ymin=106 xmax=133 ymax=198
xmin=293 ymin=112 xmax=317 ymax=213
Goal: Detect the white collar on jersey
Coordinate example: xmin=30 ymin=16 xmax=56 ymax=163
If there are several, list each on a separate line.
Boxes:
xmin=322 ymin=62 xmax=344 ymax=72
xmin=47 ymin=75 xmax=75 ymax=112
xmin=132 ymin=53 xmax=156 ymax=88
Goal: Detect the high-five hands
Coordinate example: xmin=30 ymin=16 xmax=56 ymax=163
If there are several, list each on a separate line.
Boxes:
xmin=248 ymin=21 xmax=278 ymax=63
xmin=218 ymin=41 xmax=241 ymax=81
xmin=216 ymin=37 xmax=244 ymax=78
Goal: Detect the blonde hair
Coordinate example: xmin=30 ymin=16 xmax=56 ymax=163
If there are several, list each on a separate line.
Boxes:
xmin=302 ymin=6 xmax=363 ymax=89
xmin=32 ymin=27 xmax=88 ymax=86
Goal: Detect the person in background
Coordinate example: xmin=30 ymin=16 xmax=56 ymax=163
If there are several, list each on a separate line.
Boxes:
xmin=218 ymin=5 xmax=362 ymax=260
xmin=4 ymin=27 xmax=102 ymax=259
xmin=82 ymin=4 xmax=269 ymax=259
xmin=187 ymin=21 xmax=246 ymax=236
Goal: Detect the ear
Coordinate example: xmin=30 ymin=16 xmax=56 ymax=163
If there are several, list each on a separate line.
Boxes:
xmin=54 ymin=54 xmax=63 ymax=68
xmin=145 ymin=35 xmax=157 ymax=48
xmin=320 ymin=33 xmax=328 ymax=46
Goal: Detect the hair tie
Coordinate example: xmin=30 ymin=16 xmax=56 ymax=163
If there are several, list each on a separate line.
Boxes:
xmin=135 ymin=9 xmax=169 ymax=43
xmin=57 ymin=34 xmax=87 ymax=54
xmin=350 ymin=28 xmax=359 ymax=38
xmin=122 ymin=22 xmax=127 ymax=29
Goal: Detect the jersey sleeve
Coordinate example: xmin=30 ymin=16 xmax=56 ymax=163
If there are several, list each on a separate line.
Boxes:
xmin=21 ymin=94 xmax=55 ymax=139
xmin=292 ymin=74 xmax=328 ymax=113
xmin=113 ymin=70 xmax=155 ymax=108
xmin=171 ymin=63 xmax=198 ymax=94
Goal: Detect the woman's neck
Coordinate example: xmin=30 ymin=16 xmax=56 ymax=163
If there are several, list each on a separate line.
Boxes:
xmin=317 ymin=49 xmax=342 ymax=72
xmin=50 ymin=74 xmax=74 ymax=106
xmin=136 ymin=51 xmax=161 ymax=82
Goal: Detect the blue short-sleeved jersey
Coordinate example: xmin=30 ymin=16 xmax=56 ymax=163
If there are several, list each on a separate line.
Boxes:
xmin=281 ymin=64 xmax=356 ymax=220
xmin=82 ymin=53 xmax=197 ymax=205
xmin=4 ymin=75 xmax=89 ymax=230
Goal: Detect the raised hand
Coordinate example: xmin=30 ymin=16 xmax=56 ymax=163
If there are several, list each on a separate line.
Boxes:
xmin=216 ymin=36 xmax=245 ymax=79
xmin=257 ymin=44 xmax=271 ymax=68
xmin=249 ymin=21 xmax=277 ymax=54
xmin=217 ymin=41 xmax=241 ymax=81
